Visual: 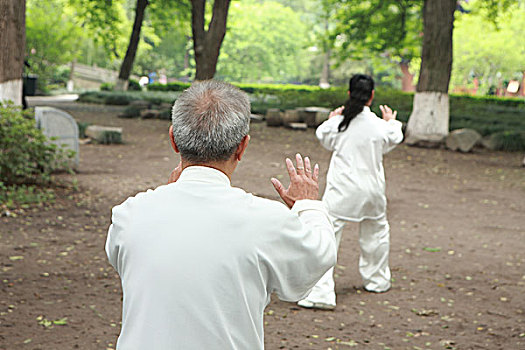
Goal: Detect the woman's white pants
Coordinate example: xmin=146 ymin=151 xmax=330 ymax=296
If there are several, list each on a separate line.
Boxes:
xmin=302 ymin=215 xmax=391 ymax=306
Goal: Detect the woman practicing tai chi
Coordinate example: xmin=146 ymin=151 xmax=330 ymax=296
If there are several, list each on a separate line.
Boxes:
xmin=298 ymin=74 xmax=403 ymax=310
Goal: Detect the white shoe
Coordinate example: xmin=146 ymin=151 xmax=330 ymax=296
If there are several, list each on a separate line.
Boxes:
xmin=297 ymin=299 xmax=336 ymax=310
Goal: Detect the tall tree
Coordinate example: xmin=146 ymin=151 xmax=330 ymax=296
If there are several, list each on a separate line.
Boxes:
xmin=191 ymin=0 xmax=231 ymax=80
xmin=115 ymin=0 xmax=149 ymax=90
xmin=216 ymin=1 xmax=308 ymax=83
xmin=333 ymin=0 xmax=422 ymax=92
xmin=0 ymin=0 xmax=26 ymax=105
xmin=405 ymin=0 xmax=456 ymax=145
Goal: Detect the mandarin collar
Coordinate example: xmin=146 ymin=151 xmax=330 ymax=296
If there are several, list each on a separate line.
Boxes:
xmin=177 ymin=166 xmax=231 ymax=186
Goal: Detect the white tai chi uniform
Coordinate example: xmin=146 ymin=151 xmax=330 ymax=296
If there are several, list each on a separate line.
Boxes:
xmin=106 ymin=166 xmax=336 ymax=349
xmin=304 ymin=106 xmax=403 ymax=305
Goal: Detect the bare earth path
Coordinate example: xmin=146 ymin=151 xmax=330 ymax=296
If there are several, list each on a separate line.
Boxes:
xmin=1 ymin=102 xmax=524 ymax=349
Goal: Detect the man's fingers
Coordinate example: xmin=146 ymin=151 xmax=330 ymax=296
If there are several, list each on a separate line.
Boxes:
xmin=285 ymin=158 xmax=297 ymax=178
xmin=271 ymin=178 xmax=285 ymax=196
xmin=304 ymin=157 xmax=312 ymax=178
xmin=393 ymin=110 xmax=397 ymax=119
xmin=295 ymin=153 xmax=305 ymax=176
xmin=313 ymin=164 xmax=319 ymax=182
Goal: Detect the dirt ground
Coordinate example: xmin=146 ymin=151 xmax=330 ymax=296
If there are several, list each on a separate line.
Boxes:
xmin=1 ymin=101 xmax=524 ymax=350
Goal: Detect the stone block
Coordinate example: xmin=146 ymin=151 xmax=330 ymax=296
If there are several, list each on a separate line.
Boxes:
xmin=445 ymin=128 xmax=482 ymax=152
xmin=129 ymin=99 xmax=151 ymax=109
xmin=282 ymin=109 xmax=301 ymax=126
xmin=266 ymin=109 xmax=282 ymax=127
xmin=480 ymin=135 xmax=498 ymax=150
xmin=85 ymin=125 xmax=123 ymax=144
xmin=286 ymin=122 xmax=308 ymax=130
xmin=141 ymin=109 xmax=161 ymax=119
xmin=250 ymin=114 xmax=264 ymax=123
xmin=34 ymin=106 xmax=79 ymax=166
xmin=297 ymin=107 xmax=330 ymax=127
xmin=315 ymin=110 xmax=330 ymax=127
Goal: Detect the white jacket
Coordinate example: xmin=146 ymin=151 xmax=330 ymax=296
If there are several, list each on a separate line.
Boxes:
xmin=316 ymin=106 xmax=403 ymax=221
xmin=106 ymin=166 xmax=336 ymax=349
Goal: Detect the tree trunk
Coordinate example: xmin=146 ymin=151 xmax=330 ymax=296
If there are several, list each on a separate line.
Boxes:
xmin=520 ymin=70 xmax=525 ymax=96
xmin=319 ymin=48 xmax=331 ymax=88
xmin=0 ymin=0 xmax=25 ymax=105
xmin=115 ymin=0 xmax=148 ymax=91
xmin=405 ymin=0 xmax=456 ymax=145
xmin=191 ymin=0 xmax=231 ymax=81
xmin=67 ymin=59 xmax=76 ymax=92
xmin=399 ymin=60 xmax=415 ymax=92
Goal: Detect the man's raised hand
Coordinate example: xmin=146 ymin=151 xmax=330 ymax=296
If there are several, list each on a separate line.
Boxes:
xmin=271 ymin=153 xmax=320 ymax=209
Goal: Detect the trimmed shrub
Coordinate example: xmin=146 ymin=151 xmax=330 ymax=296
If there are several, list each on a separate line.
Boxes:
xmin=128 ymin=79 xmax=142 ymax=91
xmin=96 ymin=131 xmax=123 ymax=145
xmin=119 ymin=105 xmax=142 ymax=119
xmin=0 ymin=102 xmax=73 ymax=185
xmin=78 ymin=91 xmax=179 ymax=106
xmin=77 ymin=122 xmax=91 ymax=138
xmin=100 ymin=82 xmax=114 ymax=91
xmin=79 ymin=87 xmax=525 ymax=150
xmin=489 ymin=131 xmax=525 ymax=152
xmin=148 ymin=81 xmax=190 ymax=92
xmin=77 ymin=92 xmax=106 ymax=104
xmin=104 ymin=94 xmax=131 ymax=105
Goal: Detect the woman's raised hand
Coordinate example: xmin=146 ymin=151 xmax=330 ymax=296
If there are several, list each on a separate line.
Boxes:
xmin=379 ymin=105 xmax=397 ymax=121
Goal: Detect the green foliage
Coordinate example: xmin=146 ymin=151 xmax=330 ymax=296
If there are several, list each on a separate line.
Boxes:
xmin=147 ymin=82 xmax=191 ymax=92
xmin=0 ymin=103 xmax=73 ymax=186
xmin=489 ymin=131 xmax=525 ymax=151
xmin=216 ymin=1 xmax=310 ymax=82
xmin=100 ymin=79 xmax=141 ymax=92
xmin=0 ymin=183 xmax=56 ymax=209
xmin=452 ymin=2 xmax=525 ymax=94
xmin=78 ymin=91 xmax=179 ymax=105
xmin=119 ymin=106 xmax=142 ymax=119
xmin=26 ymin=0 xmax=82 ymax=91
xmin=96 ymin=131 xmax=123 ymax=145
xmin=100 ymin=82 xmax=114 ymax=91
xmin=103 ymin=94 xmax=132 ymax=105
xmin=67 ymin=0 xmax=125 ymax=57
xmin=77 ymin=122 xmax=91 ymax=138
xmin=332 ymin=0 xmax=422 ymax=68
xmin=128 ymin=79 xmax=142 ymax=91
xmin=80 ymin=84 xmax=524 ymax=151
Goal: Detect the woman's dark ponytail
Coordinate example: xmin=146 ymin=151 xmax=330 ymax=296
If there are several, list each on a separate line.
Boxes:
xmin=338 ymin=74 xmax=375 ymax=132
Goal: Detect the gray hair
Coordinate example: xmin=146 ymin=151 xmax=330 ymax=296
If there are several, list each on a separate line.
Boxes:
xmin=171 ymin=80 xmax=251 ymax=163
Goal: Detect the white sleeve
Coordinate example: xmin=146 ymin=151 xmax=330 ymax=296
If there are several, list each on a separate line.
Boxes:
xmin=105 ymin=204 xmax=128 ymax=274
xmin=315 ymin=116 xmax=342 ymax=151
xmin=261 ymin=200 xmax=337 ymax=302
xmin=382 ymin=119 xmax=404 ymax=154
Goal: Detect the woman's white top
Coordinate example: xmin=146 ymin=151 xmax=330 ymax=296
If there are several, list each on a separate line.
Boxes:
xmin=316 ymin=106 xmax=403 ymax=221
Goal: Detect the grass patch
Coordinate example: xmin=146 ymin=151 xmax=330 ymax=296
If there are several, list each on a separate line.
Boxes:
xmin=0 ymin=183 xmax=56 ymax=209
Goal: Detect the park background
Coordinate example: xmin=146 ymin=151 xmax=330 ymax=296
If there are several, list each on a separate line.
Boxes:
xmin=1 ymin=0 xmax=525 ymax=349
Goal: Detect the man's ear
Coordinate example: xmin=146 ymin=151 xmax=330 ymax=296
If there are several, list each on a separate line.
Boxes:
xmin=169 ymin=125 xmax=179 ymax=153
xmin=235 ymin=135 xmax=250 ymax=162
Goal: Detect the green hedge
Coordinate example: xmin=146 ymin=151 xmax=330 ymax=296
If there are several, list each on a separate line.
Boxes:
xmin=0 ymin=102 xmax=73 ymax=186
xmin=79 ymin=84 xmax=525 ymax=150
xmin=100 ymin=79 xmax=142 ymax=91
xmin=78 ymin=91 xmax=180 ymax=106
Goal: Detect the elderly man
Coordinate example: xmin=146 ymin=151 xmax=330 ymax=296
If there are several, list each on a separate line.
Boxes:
xmin=105 ymin=80 xmax=336 ymax=349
